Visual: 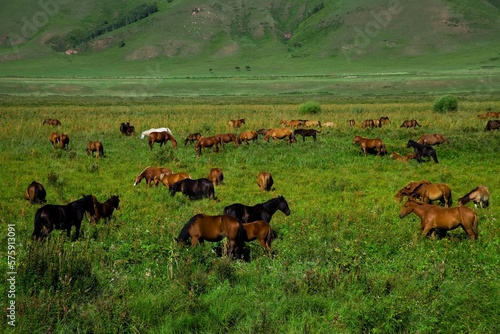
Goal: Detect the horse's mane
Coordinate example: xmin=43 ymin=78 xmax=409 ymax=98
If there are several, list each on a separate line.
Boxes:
xmin=176 ymin=214 xmax=201 ymax=243
xmin=139 ymin=166 xmax=152 ymax=176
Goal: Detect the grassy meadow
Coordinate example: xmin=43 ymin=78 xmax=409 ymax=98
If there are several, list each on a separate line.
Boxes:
xmin=1 ymin=96 xmax=500 ymax=333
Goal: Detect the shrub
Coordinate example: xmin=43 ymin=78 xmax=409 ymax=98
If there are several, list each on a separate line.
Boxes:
xmin=433 ymin=95 xmax=458 ymax=112
xmin=299 ymin=101 xmax=322 ymax=114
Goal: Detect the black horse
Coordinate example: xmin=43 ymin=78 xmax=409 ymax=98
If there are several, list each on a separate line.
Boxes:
xmin=120 ymin=122 xmax=135 ymax=136
xmin=223 ymin=196 xmax=291 ymax=223
xmin=169 ymin=178 xmax=215 ymax=200
xmin=32 ymin=195 xmax=95 ymax=241
xmin=407 ymin=140 xmax=439 ymax=163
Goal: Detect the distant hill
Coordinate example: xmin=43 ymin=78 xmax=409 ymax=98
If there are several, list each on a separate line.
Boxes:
xmin=0 ymin=0 xmax=499 ymax=77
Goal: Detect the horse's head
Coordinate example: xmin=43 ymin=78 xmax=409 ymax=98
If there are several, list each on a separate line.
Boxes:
xmin=398 ymin=199 xmax=415 ymax=218
xmin=406 ymin=140 xmax=416 ymax=148
xmin=110 ymin=195 xmax=120 ymax=209
xmin=278 ymin=196 xmax=291 ymax=216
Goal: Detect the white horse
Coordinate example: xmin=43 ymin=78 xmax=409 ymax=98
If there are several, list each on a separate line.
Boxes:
xmin=141 ymin=127 xmax=173 ymax=139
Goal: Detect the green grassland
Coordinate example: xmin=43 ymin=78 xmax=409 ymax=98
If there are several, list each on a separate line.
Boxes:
xmin=1 ymin=96 xmax=499 ymax=333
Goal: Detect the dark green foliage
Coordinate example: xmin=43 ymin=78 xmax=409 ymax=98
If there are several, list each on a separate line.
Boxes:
xmin=299 ymin=101 xmax=322 ymax=114
xmin=433 ymin=95 xmax=459 ymax=112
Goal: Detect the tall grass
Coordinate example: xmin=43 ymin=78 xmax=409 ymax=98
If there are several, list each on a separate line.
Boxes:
xmin=1 ymin=96 xmax=499 ymax=333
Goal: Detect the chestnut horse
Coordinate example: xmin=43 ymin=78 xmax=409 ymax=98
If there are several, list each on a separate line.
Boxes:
xmin=195 ymin=136 xmax=222 ymax=156
xmin=257 ymin=172 xmax=274 ymax=191
xmin=58 ymin=134 xmax=70 ymax=150
xmin=216 ymin=133 xmax=240 ymax=146
xmin=396 ymin=180 xmax=452 ymax=207
xmin=184 ymin=133 xmax=202 ymax=145
xmin=264 ymin=128 xmax=295 ymax=143
xmin=141 ymin=127 xmax=173 ymax=139
xmin=148 ymin=131 xmax=177 ymax=149
xmin=416 ymin=134 xmax=450 ymax=146
xmin=176 ymin=213 xmax=245 ymax=257
xmin=86 ymin=141 xmax=105 ymax=158
xmin=154 ymin=172 xmax=191 ymax=187
xmin=458 ymin=186 xmax=490 ymax=209
xmin=49 ymin=132 xmax=59 ymax=148
xmin=134 ymin=166 xmax=173 ymax=187
xmin=90 ymin=195 xmax=120 ymax=223
xmin=399 ymin=198 xmax=479 ymax=239
xmin=239 ymin=130 xmax=258 ymax=144
xmin=43 ymin=118 xmax=61 ymax=126
xmin=400 ymin=119 xmax=421 ymax=128
xmin=390 ymin=152 xmax=417 ymax=162
xmin=208 ymin=168 xmax=224 ymax=186
xmin=353 ymin=136 xmax=387 ymax=156
xmin=229 ymin=118 xmax=245 ymax=129
xmin=25 ymin=181 xmax=47 ymax=204
xmin=241 ymin=220 xmax=273 ymax=256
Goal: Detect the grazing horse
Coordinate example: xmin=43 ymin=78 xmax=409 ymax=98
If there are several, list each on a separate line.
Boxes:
xmin=407 ymin=140 xmax=438 ymax=163
xmin=86 ymin=141 xmax=105 ymax=158
xmin=229 ymin=118 xmax=245 ymax=129
xmin=120 ymin=122 xmax=135 ymax=136
xmin=148 ymin=131 xmax=177 ymax=149
xmin=280 ymin=119 xmax=304 ymax=128
xmin=399 ymin=198 xmax=479 ymax=239
xmin=293 ymin=128 xmax=321 ymax=142
xmin=391 ymin=152 xmax=417 ymax=162
xmin=353 ymin=136 xmax=387 ymax=156
xmin=90 ymin=195 xmax=120 ymax=223
xmin=154 ymin=172 xmax=191 ymax=187
xmin=43 ymin=118 xmax=61 ymax=126
xmin=417 ymin=134 xmax=450 ymax=146
xmin=223 ymin=196 xmax=291 ymax=223
xmin=458 ymin=186 xmax=490 ymax=209
xmin=241 ymin=220 xmax=273 ymax=256
xmin=486 ymin=111 xmax=500 ymax=118
xmin=361 ymin=119 xmax=376 ymax=129
xmin=348 ymin=119 xmax=356 ymax=127
xmin=208 ymin=168 xmax=224 ymax=186
xmin=58 ymin=133 xmax=70 ymax=150
xmin=216 ymin=133 xmax=240 ymax=146
xmin=195 ymin=136 xmax=222 ymax=156
xmin=141 ymin=127 xmax=173 ymax=139
xmin=264 ymin=128 xmax=295 ymax=143
xmin=176 ymin=214 xmax=245 ymax=257
xmin=485 ymin=120 xmax=500 ymax=131
xmin=24 ymin=181 xmax=47 ymax=204
xmin=396 ymin=181 xmax=452 ymax=207
xmin=304 ymin=120 xmax=321 ymax=127
xmin=184 ymin=133 xmax=202 ymax=145
xmin=32 ymin=195 xmax=95 ymax=241
xmin=256 ymin=129 xmax=271 ymax=137
xmin=239 ymin=130 xmax=259 ymax=144
xmin=169 ymin=178 xmax=215 ymax=200
xmin=400 ymin=119 xmax=421 ymax=129
xmin=379 ymin=116 xmax=391 ymax=125
xmin=257 ymin=172 xmax=274 ymax=191
xmin=49 ymin=132 xmax=59 ymax=148
xmin=134 ymin=166 xmax=173 ymax=187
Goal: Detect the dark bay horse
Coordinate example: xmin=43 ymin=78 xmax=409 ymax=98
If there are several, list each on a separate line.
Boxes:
xmin=43 ymin=118 xmax=61 ymax=126
xmin=293 ymin=128 xmax=321 ymax=142
xmin=90 ymin=195 xmax=120 ymax=223
xmin=169 ymin=178 xmax=215 ymax=200
xmin=257 ymin=172 xmax=274 ymax=191
xmin=399 ymin=198 xmax=479 ymax=239
xmin=58 ymin=133 xmax=70 ymax=150
xmin=407 ymin=140 xmax=438 ymax=163
xmin=24 ymin=181 xmax=47 ymax=204
xmin=176 ymin=214 xmax=245 ymax=257
xmin=184 ymin=133 xmax=202 ymax=145
xmin=216 ymin=133 xmax=240 ymax=146
xmin=458 ymin=186 xmax=490 ymax=209
xmin=120 ymin=122 xmax=135 ymax=136
xmin=86 ymin=141 xmax=105 ymax=158
xmin=223 ymin=195 xmax=291 ymax=223
xmin=33 ymin=195 xmax=95 ymax=241
xmin=485 ymin=120 xmax=500 ymax=131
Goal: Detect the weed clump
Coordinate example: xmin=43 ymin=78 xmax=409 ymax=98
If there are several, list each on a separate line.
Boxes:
xmin=433 ymin=95 xmax=458 ymax=112
xmin=299 ymin=101 xmax=322 ymax=114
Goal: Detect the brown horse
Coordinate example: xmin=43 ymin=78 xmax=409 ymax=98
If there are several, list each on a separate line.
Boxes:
xmin=348 ymin=119 xmax=356 ymax=127
xmin=264 ymin=128 xmax=295 ymax=143
xmin=184 ymin=133 xmax=202 ymax=145
xmin=396 ymin=181 xmax=452 ymax=207
xmin=43 ymin=118 xmax=61 ymax=126
xmin=148 ymin=131 xmax=177 ymax=149
xmin=58 ymin=134 xmax=70 ymax=150
xmin=239 ymin=130 xmax=259 ymax=144
xmin=90 ymin=195 xmax=120 ymax=223
xmin=417 ymin=134 xmax=450 ymax=146
xmin=293 ymin=128 xmax=321 ymax=142
xmin=176 ymin=214 xmax=245 ymax=257
xmin=120 ymin=122 xmax=135 ymax=136
xmin=486 ymin=111 xmax=500 ymax=118
xmin=25 ymin=181 xmax=47 ymax=204
xmin=49 ymin=132 xmax=59 ymax=148
xmin=154 ymin=172 xmax=191 ymax=187
xmin=229 ymin=118 xmax=245 ymax=129
xmin=208 ymin=168 xmax=224 ymax=186
xmin=134 ymin=166 xmax=173 ymax=187
xmin=379 ymin=116 xmax=391 ymax=125
xmin=280 ymin=119 xmax=304 ymax=128
xmin=86 ymin=141 xmax=105 ymax=158
xmin=390 ymin=152 xmax=417 ymax=162
xmin=361 ymin=119 xmax=376 ymax=128
xmin=241 ymin=220 xmax=273 ymax=256
xmin=257 ymin=172 xmax=274 ymax=191
xmin=400 ymin=119 xmax=421 ymax=128
xmin=458 ymin=186 xmax=490 ymax=209
xmin=399 ymin=198 xmax=479 ymax=239
xmin=353 ymin=135 xmax=387 ymax=156
xmin=304 ymin=120 xmax=321 ymax=127
xmin=485 ymin=120 xmax=500 ymax=131
xmin=216 ymin=133 xmax=240 ymax=146
xmin=195 ymin=136 xmax=222 ymax=156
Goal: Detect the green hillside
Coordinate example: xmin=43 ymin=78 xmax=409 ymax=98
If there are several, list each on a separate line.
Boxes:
xmin=0 ymin=0 xmax=499 ymax=78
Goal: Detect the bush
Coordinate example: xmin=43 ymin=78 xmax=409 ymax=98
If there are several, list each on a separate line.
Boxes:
xmin=433 ymin=95 xmax=458 ymax=112
xmin=299 ymin=101 xmax=322 ymax=114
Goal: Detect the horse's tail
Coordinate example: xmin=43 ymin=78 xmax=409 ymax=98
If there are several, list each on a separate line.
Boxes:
xmin=433 ymin=152 xmax=439 ymax=163
xmin=100 ymin=144 xmax=105 ymax=157
xmin=265 ymin=224 xmax=273 ymax=249
xmin=176 ymin=215 xmax=198 ymax=244
xmin=472 ymin=211 xmax=479 ymax=239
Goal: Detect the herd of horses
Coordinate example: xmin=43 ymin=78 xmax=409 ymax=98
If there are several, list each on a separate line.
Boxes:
xmin=28 ymin=111 xmax=496 ymax=256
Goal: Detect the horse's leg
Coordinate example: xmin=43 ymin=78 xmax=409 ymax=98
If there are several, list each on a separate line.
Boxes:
xmin=74 ymin=222 xmax=81 ymax=240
